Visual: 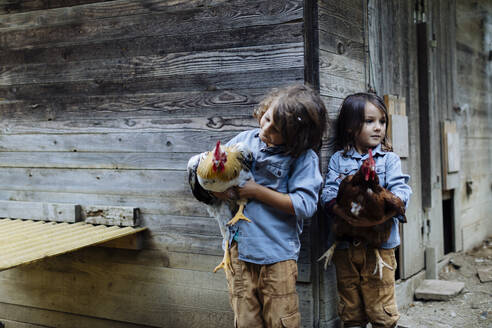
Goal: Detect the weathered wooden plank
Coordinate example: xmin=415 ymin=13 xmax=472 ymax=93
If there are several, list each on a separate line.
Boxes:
xmin=319 ymin=49 xmax=365 ymax=81
xmin=0 ymin=0 xmax=110 ymax=15
xmin=0 ymin=43 xmax=304 ymax=86
xmin=0 ymin=0 xmax=208 ymax=28
xmin=0 ymin=23 xmax=304 ymax=66
xmin=1 ymin=250 xmax=229 ymax=291
xmin=142 ymin=214 xmax=221 ymax=240
xmin=298 ymin=283 xmax=314 ymax=327
xmin=0 ymin=68 xmax=304 ymax=99
xmin=318 ymin=8 xmax=363 ymax=43
xmin=0 ymin=301 xmax=155 ymax=328
xmin=75 ymin=246 xmax=225 ymax=273
xmin=0 ymin=89 xmax=265 ymax=120
xmin=0 ymin=131 xmax=241 ymax=153
xmin=0 ymin=265 xmax=234 ymax=327
xmin=367 ymin=0 xmax=382 ymax=93
xmin=0 ymin=318 xmax=45 ymax=328
xmin=0 ymin=189 xmax=210 ymax=217
xmin=83 ymin=205 xmax=139 ymax=227
xmin=320 ymin=94 xmax=344 ymax=115
xmin=146 ymin=230 xmax=222 ymax=256
xmin=0 ymin=115 xmax=258 ymax=134
xmin=318 ymin=29 xmax=365 ymax=63
xmin=456 ymin=0 xmax=489 ymax=53
xmin=0 ymin=168 xmax=189 ymax=197
xmin=0 ymin=151 xmax=195 ymax=170
xmin=318 ymin=0 xmax=363 ymax=25
xmin=98 ymin=231 xmax=145 ymax=250
xmin=319 ymin=72 xmax=365 ymax=99
xmin=0 ymin=200 xmax=81 ymax=222
xmin=0 ymin=0 xmax=303 ymax=50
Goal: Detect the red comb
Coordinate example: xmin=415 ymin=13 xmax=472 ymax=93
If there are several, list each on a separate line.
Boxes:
xmin=213 ymin=140 xmax=221 ymax=160
xmin=364 ymin=149 xmax=376 ymax=181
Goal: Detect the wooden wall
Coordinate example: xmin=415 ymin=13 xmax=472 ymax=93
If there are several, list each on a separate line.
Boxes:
xmin=316 ymin=0 xmax=365 ymax=326
xmin=366 ymin=0 xmax=425 ymax=279
xmin=0 ymin=0 xmax=314 ymax=327
xmin=1 ymin=1 xmax=489 ymax=327
xmin=366 ymin=0 xmax=492 ymax=280
xmin=454 ymin=0 xmax=492 ymax=250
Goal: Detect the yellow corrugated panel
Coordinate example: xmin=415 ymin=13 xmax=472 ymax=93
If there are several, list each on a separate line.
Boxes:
xmin=0 ymin=218 xmax=146 ymax=271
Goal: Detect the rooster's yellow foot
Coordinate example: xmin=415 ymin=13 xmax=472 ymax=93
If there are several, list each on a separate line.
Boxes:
xmin=317 ymin=243 xmax=337 ymax=270
xmin=227 ymin=204 xmax=251 ymax=226
xmin=213 ymin=244 xmax=234 ymax=274
xmin=372 ymin=249 xmax=394 ymax=280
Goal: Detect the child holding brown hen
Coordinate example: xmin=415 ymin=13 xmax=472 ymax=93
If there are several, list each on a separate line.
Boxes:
xmin=320 ymin=92 xmax=412 ymax=328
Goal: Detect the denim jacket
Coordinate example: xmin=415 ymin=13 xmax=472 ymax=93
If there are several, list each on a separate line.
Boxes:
xmin=320 ymin=144 xmax=412 ymax=249
xmin=226 ymin=129 xmax=323 ymax=264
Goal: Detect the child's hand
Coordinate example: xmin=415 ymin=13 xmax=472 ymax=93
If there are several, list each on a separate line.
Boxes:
xmin=236 ymin=179 xmax=259 ymax=200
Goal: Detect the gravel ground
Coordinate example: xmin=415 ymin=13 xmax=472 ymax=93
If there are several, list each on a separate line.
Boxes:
xmin=398 ymin=238 xmax=492 ymax=328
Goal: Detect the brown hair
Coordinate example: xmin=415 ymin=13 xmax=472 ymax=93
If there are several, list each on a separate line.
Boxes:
xmin=253 ymin=84 xmax=327 ymax=157
xmin=335 ymin=92 xmax=392 ymax=154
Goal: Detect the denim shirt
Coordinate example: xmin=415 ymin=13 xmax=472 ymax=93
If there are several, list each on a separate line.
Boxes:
xmin=226 ymin=129 xmax=323 ymax=264
xmin=320 ymin=144 xmax=412 ymax=249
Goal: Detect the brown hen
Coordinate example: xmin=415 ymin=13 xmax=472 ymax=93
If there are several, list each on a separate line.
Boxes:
xmin=319 ymin=149 xmax=406 ymax=279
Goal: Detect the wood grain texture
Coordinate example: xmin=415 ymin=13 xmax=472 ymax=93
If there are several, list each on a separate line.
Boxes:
xmin=0 ymin=200 xmax=80 ymax=222
xmin=0 ymin=68 xmax=304 ymax=98
xmin=0 ymin=0 xmax=112 ymax=14
xmin=0 ymin=0 xmax=302 ymax=49
xmin=0 ymin=44 xmax=304 ymax=85
xmin=0 ymin=89 xmax=265 ymax=119
xmin=0 ymin=0 xmax=323 ymax=326
xmin=0 ymin=301 xmax=156 ymax=328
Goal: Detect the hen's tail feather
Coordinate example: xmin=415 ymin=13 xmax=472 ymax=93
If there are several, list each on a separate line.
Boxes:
xmin=384 ymin=193 xmax=407 ymax=223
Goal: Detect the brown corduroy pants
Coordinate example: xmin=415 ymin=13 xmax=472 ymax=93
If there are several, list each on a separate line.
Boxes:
xmin=333 ymin=245 xmax=400 ymax=328
xmin=225 ymin=242 xmax=300 ymax=328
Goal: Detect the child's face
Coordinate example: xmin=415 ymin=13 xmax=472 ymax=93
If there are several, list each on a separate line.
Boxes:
xmin=354 ymin=101 xmax=386 ymax=154
xmin=259 ymin=102 xmax=284 ymax=147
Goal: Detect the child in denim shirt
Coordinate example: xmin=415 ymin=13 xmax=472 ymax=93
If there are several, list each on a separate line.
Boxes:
xmin=320 ymin=93 xmax=411 ymax=328
xmin=220 ymin=84 xmax=326 ymax=327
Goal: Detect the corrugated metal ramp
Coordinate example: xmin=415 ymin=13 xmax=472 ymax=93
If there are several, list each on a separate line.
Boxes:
xmin=0 ymin=218 xmax=146 ymax=271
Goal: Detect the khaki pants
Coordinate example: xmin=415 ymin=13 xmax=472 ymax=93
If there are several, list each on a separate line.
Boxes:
xmin=225 ymin=242 xmax=300 ymax=328
xmin=333 ymin=245 xmax=399 ymax=328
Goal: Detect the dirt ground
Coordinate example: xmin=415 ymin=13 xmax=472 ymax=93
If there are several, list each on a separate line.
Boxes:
xmin=398 ymin=237 xmax=492 ymax=328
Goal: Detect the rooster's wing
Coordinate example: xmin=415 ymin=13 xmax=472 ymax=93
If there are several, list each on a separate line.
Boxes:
xmin=187 ymin=153 xmax=219 ymax=206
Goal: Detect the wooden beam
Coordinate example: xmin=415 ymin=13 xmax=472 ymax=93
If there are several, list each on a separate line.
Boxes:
xmin=83 ymin=206 xmax=140 ymax=227
xmin=384 ymin=95 xmax=409 ymax=158
xmin=97 ymin=230 xmax=146 ymax=250
xmin=0 ymin=200 xmax=80 ymax=222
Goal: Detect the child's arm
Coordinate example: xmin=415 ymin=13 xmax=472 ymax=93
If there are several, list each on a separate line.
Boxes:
xmin=238 ymin=150 xmax=323 ymax=219
xmin=385 ymin=153 xmax=412 ymax=221
xmin=238 ymin=179 xmax=294 ymax=215
xmin=320 ymin=153 xmax=343 ymax=213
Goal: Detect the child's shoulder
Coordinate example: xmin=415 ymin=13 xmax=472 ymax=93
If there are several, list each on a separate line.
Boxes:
xmin=378 ymin=150 xmax=401 ymax=163
xmin=330 ymin=149 xmax=351 ymax=162
xmin=229 ymin=128 xmax=260 ymax=144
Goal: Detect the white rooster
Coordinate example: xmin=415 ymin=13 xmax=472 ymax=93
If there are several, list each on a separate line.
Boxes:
xmin=187 ymin=141 xmax=254 ymax=273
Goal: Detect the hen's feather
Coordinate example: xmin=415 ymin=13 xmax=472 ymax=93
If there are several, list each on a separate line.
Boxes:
xmin=334 ymin=150 xmax=406 ymax=247
xmin=187 ymin=141 xmax=254 ymax=273
xmin=187 ymin=154 xmax=218 ymax=206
